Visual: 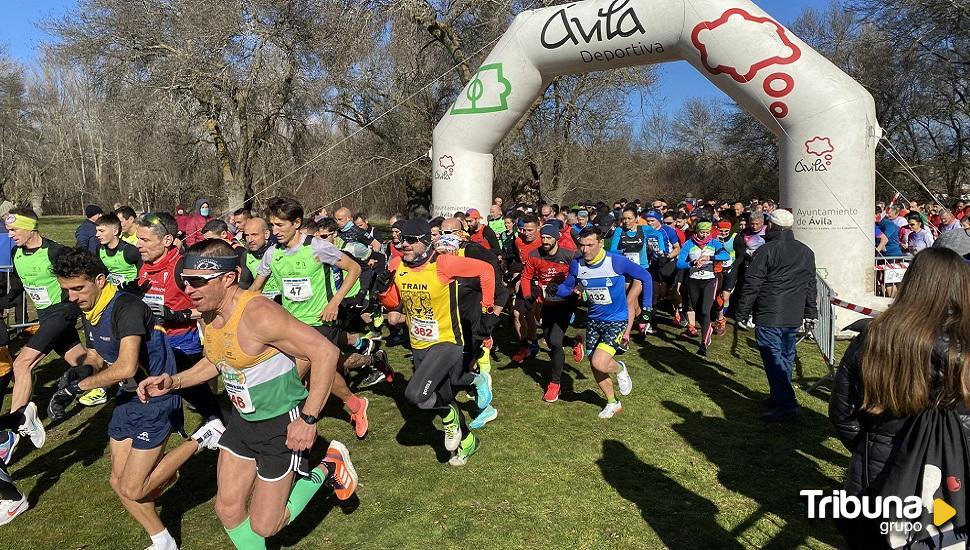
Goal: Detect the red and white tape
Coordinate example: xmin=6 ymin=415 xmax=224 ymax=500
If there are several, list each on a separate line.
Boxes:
xmin=874 ymin=262 xmax=909 ymax=270
xmin=831 ymin=298 xmax=882 ymax=316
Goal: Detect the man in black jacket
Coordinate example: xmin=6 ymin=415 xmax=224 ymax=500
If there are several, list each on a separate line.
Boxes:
xmin=75 ymin=204 xmax=103 ymax=253
xmin=735 ymin=209 xmax=818 ymax=421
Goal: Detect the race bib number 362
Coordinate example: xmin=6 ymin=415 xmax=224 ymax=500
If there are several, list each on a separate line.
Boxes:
xmin=410 ymin=318 xmax=439 ymax=343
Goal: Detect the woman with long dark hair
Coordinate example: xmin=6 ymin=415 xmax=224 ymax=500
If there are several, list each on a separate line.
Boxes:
xmin=830 ymin=247 xmax=970 ymax=548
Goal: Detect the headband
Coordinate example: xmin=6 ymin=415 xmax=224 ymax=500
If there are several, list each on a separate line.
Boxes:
xmin=5 ymin=214 xmax=37 ymax=231
xmin=182 ymin=254 xmax=239 ymax=271
xmin=695 ymin=221 xmax=713 ymax=231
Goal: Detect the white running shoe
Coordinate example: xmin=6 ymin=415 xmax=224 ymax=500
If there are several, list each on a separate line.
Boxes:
xmin=443 ymin=410 xmax=462 ymax=452
xmin=616 ymin=361 xmax=633 ymax=396
xmin=17 ymin=403 xmax=45 ymax=449
xmin=0 ymin=495 xmax=28 ymax=526
xmin=598 ymin=401 xmax=623 ymax=419
xmin=192 ymin=418 xmax=226 ymax=451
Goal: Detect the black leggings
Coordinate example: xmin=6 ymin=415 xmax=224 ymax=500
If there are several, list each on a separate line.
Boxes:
xmin=686 ymin=277 xmax=718 ymax=346
xmin=541 ymin=302 xmax=576 ymax=384
xmin=405 ymin=343 xmax=469 ymax=430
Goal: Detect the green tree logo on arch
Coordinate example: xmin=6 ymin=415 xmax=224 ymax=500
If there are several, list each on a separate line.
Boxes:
xmin=451 ymin=63 xmax=513 ymax=115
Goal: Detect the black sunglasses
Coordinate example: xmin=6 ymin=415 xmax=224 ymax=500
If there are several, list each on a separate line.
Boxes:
xmin=182 ymin=271 xmax=229 ymax=288
xmin=403 ymin=234 xmax=426 ymax=244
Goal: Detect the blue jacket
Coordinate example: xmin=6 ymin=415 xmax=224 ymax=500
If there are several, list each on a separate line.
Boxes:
xmin=75 ymin=219 xmax=99 ymax=253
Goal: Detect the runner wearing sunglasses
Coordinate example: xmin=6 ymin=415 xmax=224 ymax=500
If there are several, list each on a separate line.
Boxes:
xmin=138 ymin=239 xmax=357 ymax=549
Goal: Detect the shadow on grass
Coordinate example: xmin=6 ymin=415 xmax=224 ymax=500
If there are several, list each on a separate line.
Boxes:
xmin=634 ymin=324 xmax=846 ymax=548
xmin=598 ymin=439 xmax=744 ymax=549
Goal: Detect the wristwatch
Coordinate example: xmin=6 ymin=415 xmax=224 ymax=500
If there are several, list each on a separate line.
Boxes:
xmin=299 ymin=411 xmax=321 ymax=424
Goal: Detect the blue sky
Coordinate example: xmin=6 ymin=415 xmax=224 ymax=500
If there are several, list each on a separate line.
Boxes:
xmin=0 ymin=0 xmax=823 ymax=114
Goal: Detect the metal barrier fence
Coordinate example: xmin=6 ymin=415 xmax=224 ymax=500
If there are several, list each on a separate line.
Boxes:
xmin=804 ymin=275 xmax=837 ymax=394
xmin=0 ymin=265 xmax=37 ymax=333
xmin=874 ymin=255 xmax=911 ymax=297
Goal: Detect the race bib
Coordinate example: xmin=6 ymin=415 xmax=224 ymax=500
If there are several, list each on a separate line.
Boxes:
xmin=586 ymin=287 xmax=612 ymax=305
xmin=624 ymin=252 xmax=640 ymax=264
xmin=107 ymin=273 xmax=127 ymax=286
xmin=219 ymin=362 xmax=255 ymax=413
xmin=262 ymin=290 xmax=282 ymax=299
xmin=24 ymin=285 xmax=51 ymax=308
xmin=282 ymin=278 xmax=313 ymax=302
xmin=142 ymin=293 xmax=165 ymax=316
xmin=410 ymin=317 xmax=439 ymax=343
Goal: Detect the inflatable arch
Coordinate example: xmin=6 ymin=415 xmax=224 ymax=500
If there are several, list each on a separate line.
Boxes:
xmin=432 ymin=0 xmax=880 ymax=303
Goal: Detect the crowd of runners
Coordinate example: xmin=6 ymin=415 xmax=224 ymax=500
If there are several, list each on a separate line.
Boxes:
xmin=0 ymin=193 xmax=965 ymax=548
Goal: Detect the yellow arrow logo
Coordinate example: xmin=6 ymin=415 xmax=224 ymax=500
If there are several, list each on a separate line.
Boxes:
xmin=934 ymin=498 xmax=956 ymax=526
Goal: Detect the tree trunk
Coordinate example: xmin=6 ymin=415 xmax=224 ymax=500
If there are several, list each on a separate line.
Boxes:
xmin=205 ymin=117 xmax=242 ymax=208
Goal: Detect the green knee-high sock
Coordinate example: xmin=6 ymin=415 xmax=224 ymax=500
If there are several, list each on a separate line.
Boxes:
xmin=225 ymin=517 xmax=266 ymax=550
xmin=286 ymin=467 xmax=327 ymax=524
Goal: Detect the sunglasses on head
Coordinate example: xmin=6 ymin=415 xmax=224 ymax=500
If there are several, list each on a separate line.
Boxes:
xmin=441 ymin=229 xmax=460 ymax=235
xmin=181 ymin=271 xmax=229 ymax=288
xmin=318 ymin=232 xmax=333 ymax=238
xmin=142 ymin=213 xmax=176 ymax=237
xmin=403 ymin=234 xmax=425 ymax=244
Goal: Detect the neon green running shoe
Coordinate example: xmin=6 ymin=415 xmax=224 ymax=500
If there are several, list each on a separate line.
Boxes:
xmin=449 ymin=433 xmax=480 ymax=466
xmin=79 ymin=388 xmax=108 ymax=407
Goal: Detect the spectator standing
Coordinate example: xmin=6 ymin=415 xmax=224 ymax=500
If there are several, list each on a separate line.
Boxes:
xmin=933 ymin=215 xmax=970 ymax=257
xmin=74 ymin=204 xmax=103 ymax=253
xmin=829 ymin=248 xmax=970 ymax=549
xmin=905 ymin=214 xmax=935 ymax=254
xmin=182 ymin=198 xmax=212 ymax=247
xmin=735 ymin=209 xmax=818 ymax=421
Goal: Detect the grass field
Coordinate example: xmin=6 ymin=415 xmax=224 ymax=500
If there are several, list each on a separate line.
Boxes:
xmin=6 ymin=217 xmax=851 ymax=549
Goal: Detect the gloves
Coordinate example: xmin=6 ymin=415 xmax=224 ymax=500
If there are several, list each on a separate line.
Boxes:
xmin=118 ymin=279 xmax=151 ymax=296
xmin=803 ymin=318 xmax=818 ymax=332
xmin=56 ymin=364 xmax=94 ymax=391
xmin=48 ymin=379 xmax=83 ymax=422
xmin=636 ymin=310 xmax=651 ymax=324
xmin=476 ymin=313 xmax=501 ymax=340
xmin=373 ymin=269 xmax=394 ymax=295
xmin=161 ymin=306 xmax=193 ymax=323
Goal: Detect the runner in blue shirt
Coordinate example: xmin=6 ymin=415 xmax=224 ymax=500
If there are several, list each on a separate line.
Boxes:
xmin=553 ymin=226 xmax=652 ymax=419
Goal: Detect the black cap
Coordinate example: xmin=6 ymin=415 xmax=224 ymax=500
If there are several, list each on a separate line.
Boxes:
xmin=85 ymin=205 xmax=104 ymax=218
xmin=400 ymin=218 xmax=431 ymax=239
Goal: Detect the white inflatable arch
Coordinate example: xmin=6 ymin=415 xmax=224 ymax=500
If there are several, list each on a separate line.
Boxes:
xmin=432 ymin=0 xmax=880 ymax=303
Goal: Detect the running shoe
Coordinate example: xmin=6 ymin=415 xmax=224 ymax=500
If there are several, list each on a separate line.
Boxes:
xmin=192 ymin=418 xmax=226 ymax=451
xmin=448 ymin=433 xmax=480 ymax=467
xmin=598 ymin=401 xmax=623 ymax=419
xmin=359 ymin=367 xmax=386 ymax=388
xmin=79 ymin=388 xmax=108 ymax=407
xmin=474 ymin=373 xmax=493 ymax=410
xmin=679 ymin=325 xmax=698 ymax=340
xmin=676 ymin=311 xmax=688 ymax=328
xmin=0 ymin=431 xmax=19 ymax=465
xmin=543 ymin=382 xmax=560 ymax=403
xmin=616 ymin=361 xmax=632 ymax=396
xmin=571 ymin=335 xmax=585 ymax=363
xmin=350 ymin=397 xmax=369 ymax=440
xmin=356 ymin=337 xmax=378 ymax=355
xmin=697 ymin=345 xmax=708 ymax=357
xmin=511 ymin=346 xmax=531 ymax=364
xmin=468 ymin=406 xmax=497 ymax=429
xmin=17 ymin=403 xmax=45 ymax=449
xmin=641 ymin=322 xmax=656 ymax=335
xmin=442 ymin=405 xmax=462 ymax=452
xmin=322 ymin=440 xmax=358 ymax=501
xmin=373 ymin=349 xmax=394 ymax=383
xmin=0 ymin=495 xmax=28 ymax=526
xmin=713 ymin=318 xmax=726 ymax=337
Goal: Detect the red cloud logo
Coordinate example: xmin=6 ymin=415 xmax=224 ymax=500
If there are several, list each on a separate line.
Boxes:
xmin=691 ymin=8 xmax=801 ymax=83
xmin=438 ymin=155 xmax=455 ymax=172
xmin=805 ymin=137 xmax=835 ymax=157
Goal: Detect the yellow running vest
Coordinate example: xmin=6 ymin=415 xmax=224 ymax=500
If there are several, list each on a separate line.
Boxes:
xmin=394 ymin=259 xmax=462 ymax=350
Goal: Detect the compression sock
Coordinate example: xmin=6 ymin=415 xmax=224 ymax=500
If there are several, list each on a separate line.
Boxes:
xmin=225 ymin=517 xmax=266 ymax=550
xmin=0 ymin=461 xmax=22 ymax=500
xmin=442 ymin=404 xmax=458 ymax=425
xmin=607 ymin=396 xmax=618 ymax=405
xmin=476 ymin=346 xmax=492 ymax=375
xmin=286 ymin=467 xmax=327 ymax=524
